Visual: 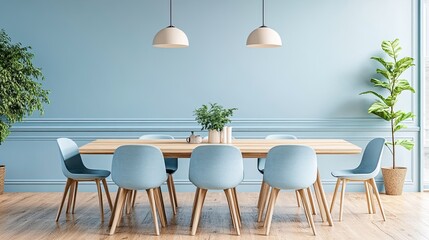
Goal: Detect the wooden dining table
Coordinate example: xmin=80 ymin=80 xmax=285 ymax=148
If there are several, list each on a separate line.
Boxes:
xmin=80 ymin=138 xmax=362 ymax=226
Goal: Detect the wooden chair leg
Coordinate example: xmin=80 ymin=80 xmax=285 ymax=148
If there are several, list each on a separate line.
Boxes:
xmin=299 ymin=189 xmax=311 ymax=227
xmin=257 ymin=181 xmax=266 ymax=209
xmin=55 ymin=178 xmax=73 ymax=221
xmin=257 ymin=183 xmax=270 ymax=222
xmin=339 ymin=179 xmax=347 ymax=222
xmin=306 ymin=187 xmax=317 ymax=215
xmin=232 ymin=188 xmax=242 ymax=227
xmin=364 ymin=181 xmax=373 ymax=214
xmin=316 ymin=170 xmax=333 ymax=226
xmin=191 ymin=188 xmax=207 ymax=236
xmin=131 ymin=190 xmax=137 ymax=208
xmin=71 ymin=181 xmax=78 ymax=214
xmin=155 ymin=187 xmax=167 ymax=227
xmin=295 ymin=190 xmax=301 ymax=207
xmin=369 ymin=178 xmax=386 ymax=221
xmin=146 ymin=188 xmax=161 ymax=236
xmin=109 ymin=188 xmax=122 ymax=227
xmin=330 ymin=178 xmax=341 ymax=213
xmin=102 ymin=179 xmax=113 ymax=211
xmin=171 ymin=178 xmax=179 ymax=208
xmin=223 ymin=189 xmax=237 ymax=228
xmin=66 ymin=180 xmax=75 ymax=214
xmin=125 ymin=191 xmax=133 ymax=214
xmin=95 ymin=179 xmax=104 ymax=222
xmin=225 ymin=189 xmax=241 ymax=236
xmin=367 ymin=180 xmax=376 ymax=214
xmin=313 ymin=182 xmax=325 ymax=222
xmin=190 ymin=187 xmax=200 ymax=227
xmin=170 ymin=174 xmax=178 ymax=208
xmin=167 ymin=174 xmax=177 ymax=215
xmin=117 ymin=189 xmax=128 ymax=227
xmin=109 ymin=188 xmax=127 ymax=235
xmin=299 ymin=189 xmax=317 ymax=236
xmin=263 ymin=188 xmax=280 ymax=236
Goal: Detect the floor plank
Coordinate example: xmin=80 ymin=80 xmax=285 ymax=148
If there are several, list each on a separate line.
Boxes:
xmin=0 ymin=191 xmax=429 ymax=240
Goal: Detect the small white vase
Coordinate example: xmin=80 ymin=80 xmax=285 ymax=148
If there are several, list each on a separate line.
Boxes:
xmin=208 ymin=130 xmax=221 ymax=143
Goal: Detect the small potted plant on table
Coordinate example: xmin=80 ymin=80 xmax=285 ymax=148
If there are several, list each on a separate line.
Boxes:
xmin=360 ymin=39 xmax=415 ymax=195
xmin=194 ymin=103 xmax=237 ymax=143
xmin=0 ymin=29 xmax=50 ymax=194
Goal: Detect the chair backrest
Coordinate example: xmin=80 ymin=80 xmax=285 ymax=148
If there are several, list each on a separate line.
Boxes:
xmin=265 ymin=134 xmax=298 ymax=140
xmin=263 ymin=145 xmax=317 ymax=190
xmin=139 ymin=134 xmax=174 ymax=140
xmin=258 ymin=134 xmax=298 ymax=172
xmin=139 ymin=134 xmax=178 ymax=171
xmin=111 ymin=145 xmax=167 ymax=190
xmin=57 ymin=138 xmax=87 ymax=178
xmin=189 ymin=145 xmax=243 ymax=190
xmin=355 ymin=138 xmax=386 ymax=177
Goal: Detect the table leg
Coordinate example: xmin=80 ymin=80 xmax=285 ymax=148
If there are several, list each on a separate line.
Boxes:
xmin=316 ymin=170 xmax=333 ymax=226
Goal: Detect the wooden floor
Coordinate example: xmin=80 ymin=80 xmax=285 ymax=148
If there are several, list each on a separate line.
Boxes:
xmin=1 ymin=191 xmax=429 ymax=240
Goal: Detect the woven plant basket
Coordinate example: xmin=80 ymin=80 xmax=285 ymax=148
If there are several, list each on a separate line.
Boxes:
xmin=382 ymin=167 xmax=407 ymax=195
xmin=0 ymin=165 xmax=5 ymax=194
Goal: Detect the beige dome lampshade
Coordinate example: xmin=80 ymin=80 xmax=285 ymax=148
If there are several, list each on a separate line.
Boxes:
xmin=153 ymin=0 xmax=189 ymax=48
xmin=153 ymin=26 xmax=188 ymax=48
xmin=247 ymin=0 xmax=282 ymax=48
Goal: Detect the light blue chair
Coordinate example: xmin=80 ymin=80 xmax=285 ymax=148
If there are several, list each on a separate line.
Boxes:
xmin=330 ymin=138 xmax=386 ymax=221
xmin=189 ymin=145 xmax=244 ymax=236
xmin=257 ymin=135 xmax=298 ymax=175
xmin=55 ymin=138 xmax=113 ymax=222
xmin=257 ymin=134 xmax=308 ymax=216
xmin=109 ymin=145 xmax=168 ymax=236
xmin=262 ymin=145 xmax=317 ymax=236
xmin=126 ymin=135 xmax=179 ymax=215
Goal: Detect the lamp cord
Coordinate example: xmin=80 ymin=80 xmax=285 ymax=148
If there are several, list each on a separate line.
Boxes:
xmin=262 ymin=0 xmax=265 ymax=27
xmin=169 ymin=0 xmax=173 ymax=27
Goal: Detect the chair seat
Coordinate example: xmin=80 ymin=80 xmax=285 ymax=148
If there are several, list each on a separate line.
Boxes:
xmin=68 ymin=169 xmax=111 ymax=180
xmin=165 ymin=158 xmax=178 ymax=174
xmin=331 ymin=169 xmax=373 ymax=180
xmin=166 ymin=168 xmax=177 ymax=174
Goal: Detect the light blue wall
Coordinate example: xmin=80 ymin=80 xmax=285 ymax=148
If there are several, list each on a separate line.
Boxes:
xmin=0 ymin=0 xmax=422 ymax=192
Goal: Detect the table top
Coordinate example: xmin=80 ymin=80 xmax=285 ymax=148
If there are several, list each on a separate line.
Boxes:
xmin=79 ymin=139 xmax=362 ymax=158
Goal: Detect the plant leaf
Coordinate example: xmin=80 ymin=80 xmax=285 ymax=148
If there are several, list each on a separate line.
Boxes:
xmin=394 ymin=111 xmax=414 ymax=123
xmin=395 ymin=139 xmax=414 ymax=150
xmin=381 ymin=39 xmax=402 ymax=59
xmin=376 ymin=68 xmax=392 ymax=80
xmin=393 ymin=79 xmax=415 ymax=95
xmin=371 ymin=57 xmax=394 ymax=71
xmin=393 ymin=123 xmax=407 ymax=132
xmin=368 ymin=101 xmax=392 ymax=120
xmin=370 ymin=78 xmax=389 ymax=89
xmin=359 ymin=90 xmax=386 ymax=101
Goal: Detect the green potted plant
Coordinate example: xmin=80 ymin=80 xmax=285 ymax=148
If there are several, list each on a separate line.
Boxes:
xmin=194 ymin=103 xmax=237 ymax=143
xmin=360 ymin=39 xmax=415 ymax=195
xmin=0 ymin=29 xmax=50 ymax=194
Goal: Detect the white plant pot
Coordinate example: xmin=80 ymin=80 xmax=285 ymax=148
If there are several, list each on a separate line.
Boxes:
xmin=208 ymin=130 xmax=221 ymax=143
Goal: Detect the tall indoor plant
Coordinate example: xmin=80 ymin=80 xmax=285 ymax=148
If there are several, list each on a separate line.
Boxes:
xmin=360 ymin=39 xmax=415 ymax=195
xmin=194 ymin=103 xmax=237 ymax=143
xmin=0 ymin=29 xmax=50 ymax=194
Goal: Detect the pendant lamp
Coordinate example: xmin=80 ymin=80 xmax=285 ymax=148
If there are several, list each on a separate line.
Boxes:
xmin=153 ymin=0 xmax=189 ymax=48
xmin=247 ymin=0 xmax=282 ymax=48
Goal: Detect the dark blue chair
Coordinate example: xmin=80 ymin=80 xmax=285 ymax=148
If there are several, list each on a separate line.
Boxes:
xmin=55 ymin=138 xmax=112 ymax=222
xmin=138 ymin=135 xmax=179 ymax=214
